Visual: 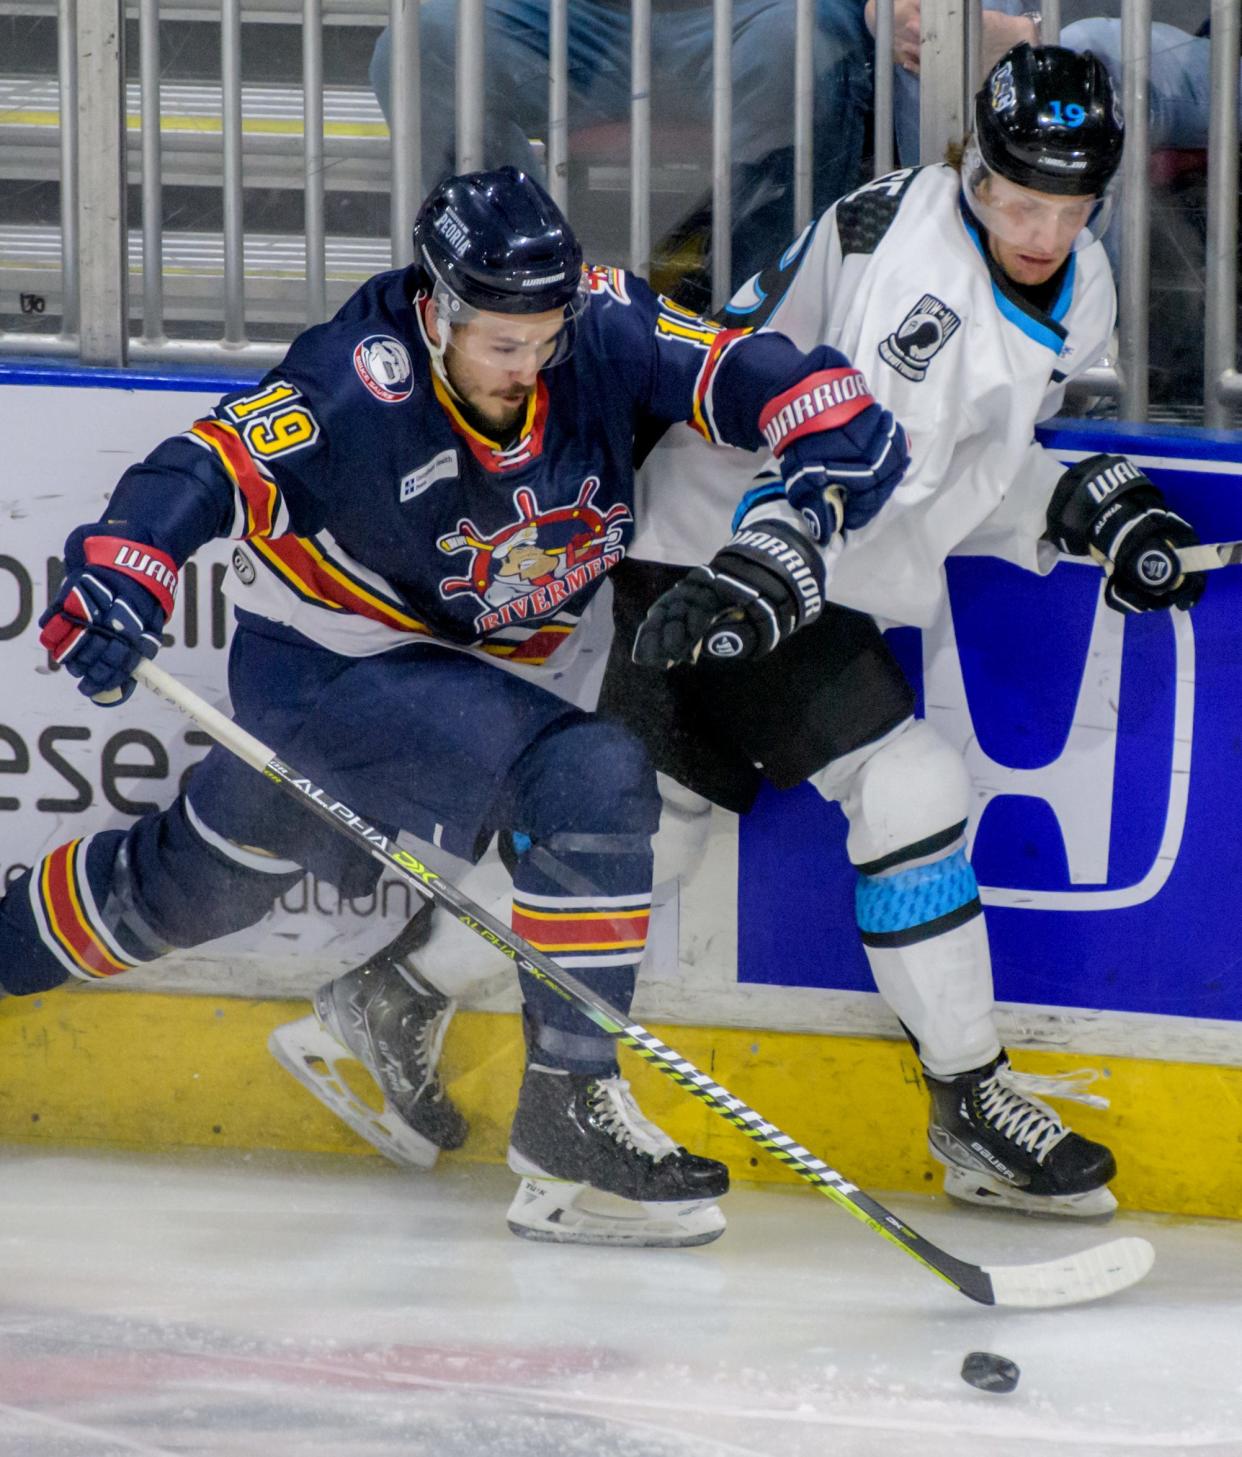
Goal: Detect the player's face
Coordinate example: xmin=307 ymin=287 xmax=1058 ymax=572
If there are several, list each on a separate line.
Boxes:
xmin=980 ymin=174 xmax=1097 ymax=287
xmin=438 ymin=307 xmax=567 ymax=432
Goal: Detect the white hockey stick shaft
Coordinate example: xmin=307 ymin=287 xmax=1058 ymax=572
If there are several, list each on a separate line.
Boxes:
xmin=1176 ymin=540 xmax=1242 ymax=573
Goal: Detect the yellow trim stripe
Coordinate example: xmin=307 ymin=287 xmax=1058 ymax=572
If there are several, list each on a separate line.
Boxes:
xmin=5 ymin=109 xmax=389 ymax=140
xmin=249 ymin=535 xmax=429 ymax=634
xmin=39 ymin=842 xmax=129 ymax=979
xmin=513 ymin=906 xmax=649 ymax=923
xmin=190 ymin=421 xmax=280 ymax=536
xmin=1 ymin=994 xmax=1236 ymax=1220
xmin=523 ymin=938 xmax=649 ymax=953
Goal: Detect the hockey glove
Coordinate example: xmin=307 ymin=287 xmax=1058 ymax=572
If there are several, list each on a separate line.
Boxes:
xmin=761 ymin=366 xmax=909 ymax=535
xmin=632 ymin=519 xmax=827 ymax=667
xmin=1045 ymin=454 xmax=1206 ymax=615
xmin=38 ymin=526 xmax=179 ymax=706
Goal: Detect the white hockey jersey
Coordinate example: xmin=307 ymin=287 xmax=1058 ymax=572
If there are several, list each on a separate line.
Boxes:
xmin=630 ymin=164 xmax=1117 ymax=628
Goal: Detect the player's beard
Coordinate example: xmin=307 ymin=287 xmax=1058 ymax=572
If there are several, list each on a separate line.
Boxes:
xmin=445 ymin=353 xmax=532 ymax=440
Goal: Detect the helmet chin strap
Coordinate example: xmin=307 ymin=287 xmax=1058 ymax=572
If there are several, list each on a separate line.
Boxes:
xmin=415 ymin=291 xmax=468 ymax=404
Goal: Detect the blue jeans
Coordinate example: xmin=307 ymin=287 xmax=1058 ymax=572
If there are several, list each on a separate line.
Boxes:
xmin=372 ymin=0 xmax=873 ymax=289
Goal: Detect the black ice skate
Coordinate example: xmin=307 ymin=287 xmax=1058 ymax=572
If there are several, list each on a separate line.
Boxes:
xmin=269 ymin=906 xmax=468 ymax=1169
xmin=925 ymin=1051 xmax=1117 ymax=1218
xmin=506 ymin=1064 xmax=729 ymax=1246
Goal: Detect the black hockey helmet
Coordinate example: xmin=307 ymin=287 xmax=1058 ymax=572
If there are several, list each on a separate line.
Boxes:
xmin=974 ymin=43 xmax=1124 ymax=197
xmin=411 ymin=165 xmax=585 ymax=316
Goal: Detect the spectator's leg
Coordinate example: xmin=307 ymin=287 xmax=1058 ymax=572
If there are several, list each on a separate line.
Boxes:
xmin=1061 ymin=19 xmax=1213 ymax=153
xmin=369 ymin=2 xmax=550 ymax=193
xmin=727 ymin=0 xmax=873 ymax=285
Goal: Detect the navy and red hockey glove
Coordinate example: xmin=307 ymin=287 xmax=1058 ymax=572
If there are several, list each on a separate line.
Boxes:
xmin=761 ymin=367 xmax=909 ymax=535
xmin=39 ymin=526 xmax=179 ymax=706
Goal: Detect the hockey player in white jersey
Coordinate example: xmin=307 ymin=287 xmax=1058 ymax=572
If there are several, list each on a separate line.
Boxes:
xmin=613 ymin=43 xmax=1210 ymax=1220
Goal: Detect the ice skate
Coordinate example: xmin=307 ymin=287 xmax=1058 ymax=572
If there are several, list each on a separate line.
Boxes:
xmin=506 ymin=1064 xmax=728 ymax=1247
xmin=925 ymin=1051 xmax=1118 ymax=1219
xmin=269 ymin=906 xmax=468 ymax=1169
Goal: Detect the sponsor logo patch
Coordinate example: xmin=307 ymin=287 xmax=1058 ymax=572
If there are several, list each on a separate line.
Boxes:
xmin=878 ymin=294 xmax=962 ymax=382
xmin=400 ymin=449 xmax=459 ymax=503
xmin=353 ymin=335 xmax=414 ymax=403
xmin=231 ymin=547 xmax=256 ymax=586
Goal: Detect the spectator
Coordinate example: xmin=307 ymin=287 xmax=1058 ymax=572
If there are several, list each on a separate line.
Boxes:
xmin=370 ymin=1 xmax=875 ymax=300
xmin=868 ymin=4 xmax=1231 ymax=175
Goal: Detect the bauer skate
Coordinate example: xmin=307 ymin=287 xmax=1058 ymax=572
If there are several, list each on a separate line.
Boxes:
xmin=506 ymin=1064 xmax=729 ymax=1247
xmin=269 ymin=905 xmax=468 ymax=1169
xmin=925 ymin=1051 xmax=1118 ymax=1219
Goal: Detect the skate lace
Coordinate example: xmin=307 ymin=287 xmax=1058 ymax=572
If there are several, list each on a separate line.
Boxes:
xmin=1001 ymin=1065 xmax=1110 ymax=1111
xmin=589 ymin=1077 xmax=677 ymax=1162
xmin=405 ymin=1000 xmax=456 ymax=1101
xmin=977 ymin=1073 xmax=1066 ymax=1163
xmin=978 ymin=1065 xmax=1107 ymax=1163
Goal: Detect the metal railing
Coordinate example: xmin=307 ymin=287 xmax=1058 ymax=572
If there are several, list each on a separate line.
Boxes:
xmin=0 ymin=0 xmax=1236 ymax=423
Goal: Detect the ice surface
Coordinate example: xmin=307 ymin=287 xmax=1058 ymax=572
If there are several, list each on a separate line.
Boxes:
xmin=0 ymin=1149 xmax=1239 ymax=1456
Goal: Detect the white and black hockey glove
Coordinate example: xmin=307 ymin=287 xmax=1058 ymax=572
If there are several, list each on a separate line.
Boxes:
xmin=632 ymin=517 xmax=830 ymax=667
xmin=1045 ymin=453 xmax=1207 ymax=615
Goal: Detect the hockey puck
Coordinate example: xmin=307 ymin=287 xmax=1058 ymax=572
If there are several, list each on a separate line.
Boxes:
xmin=960 ymin=1351 xmax=1020 ymax=1394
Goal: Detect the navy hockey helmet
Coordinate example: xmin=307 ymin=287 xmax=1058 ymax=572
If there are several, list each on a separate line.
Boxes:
xmin=975 ymin=43 xmax=1124 ymax=197
xmin=412 ymin=165 xmax=585 ymax=316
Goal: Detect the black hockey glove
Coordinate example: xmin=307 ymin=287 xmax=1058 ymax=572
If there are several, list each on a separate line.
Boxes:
xmin=1045 ymin=454 xmax=1207 ymax=615
xmin=761 ymin=366 xmax=909 ymax=534
xmin=632 ymin=519 xmax=827 ymax=667
xmin=38 ymin=525 xmax=178 ymax=706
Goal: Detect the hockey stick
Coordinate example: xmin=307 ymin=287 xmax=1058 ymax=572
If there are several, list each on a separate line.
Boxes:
xmin=133 ymin=659 xmax=1153 ymax=1309
xmin=1177 ymin=540 xmax=1242 ymax=573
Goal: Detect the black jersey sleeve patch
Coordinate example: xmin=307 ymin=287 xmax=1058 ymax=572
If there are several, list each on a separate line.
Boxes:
xmin=835 ymin=167 xmax=922 ymax=257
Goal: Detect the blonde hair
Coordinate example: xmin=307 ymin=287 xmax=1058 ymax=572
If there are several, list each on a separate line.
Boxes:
xmin=944 ymin=136 xmax=971 ymax=172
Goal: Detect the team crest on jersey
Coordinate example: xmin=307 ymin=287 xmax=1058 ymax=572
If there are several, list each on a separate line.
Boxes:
xmin=878 ymin=294 xmax=962 ymax=382
xmin=437 ymin=478 xmax=631 ymax=634
xmin=353 ymin=335 xmax=414 ymax=402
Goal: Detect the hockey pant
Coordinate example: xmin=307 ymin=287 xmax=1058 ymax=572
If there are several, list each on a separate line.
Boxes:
xmin=0 ymin=720 xmax=659 ymax=1082
xmin=647 ymin=717 xmax=999 ymax=1078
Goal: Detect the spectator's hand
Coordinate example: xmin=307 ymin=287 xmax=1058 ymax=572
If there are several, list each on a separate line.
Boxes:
xmin=865 ymin=1 xmax=1037 ymax=76
xmin=982 ymin=11 xmax=1040 ymax=74
xmin=866 ymin=0 xmax=922 ymax=72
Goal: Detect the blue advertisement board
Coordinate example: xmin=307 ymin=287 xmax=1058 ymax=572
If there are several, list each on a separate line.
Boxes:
xmin=739 ymin=421 xmax=1242 ymax=1023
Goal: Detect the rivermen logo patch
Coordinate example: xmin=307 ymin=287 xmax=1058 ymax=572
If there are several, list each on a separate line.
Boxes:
xmin=437 ymin=478 xmax=631 ymax=634
xmin=878 ymin=294 xmax=961 ymax=382
xmin=353 ymin=335 xmax=414 ymax=402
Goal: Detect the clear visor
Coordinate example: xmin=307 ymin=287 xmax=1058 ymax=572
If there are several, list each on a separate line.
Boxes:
xmin=431 ymin=276 xmax=588 ymax=373
xmin=961 ymin=137 xmax=1116 ymax=254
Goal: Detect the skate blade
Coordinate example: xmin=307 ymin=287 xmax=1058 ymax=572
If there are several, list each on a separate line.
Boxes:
xmin=268 ymin=1015 xmax=440 ymax=1171
xmin=505 ymin=1176 xmax=726 ymax=1248
xmin=940 ymin=1162 xmax=1119 ymax=1220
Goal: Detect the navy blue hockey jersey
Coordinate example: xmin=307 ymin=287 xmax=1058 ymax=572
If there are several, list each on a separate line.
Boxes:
xmin=106 ymin=263 xmax=840 ymax=670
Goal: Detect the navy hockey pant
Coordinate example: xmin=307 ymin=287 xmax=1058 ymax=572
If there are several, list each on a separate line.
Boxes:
xmin=0 ymin=622 xmax=661 ymax=1074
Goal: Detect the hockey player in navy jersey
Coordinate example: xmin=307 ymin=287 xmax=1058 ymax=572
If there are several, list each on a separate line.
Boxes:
xmin=0 ymin=167 xmax=908 ymax=1248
